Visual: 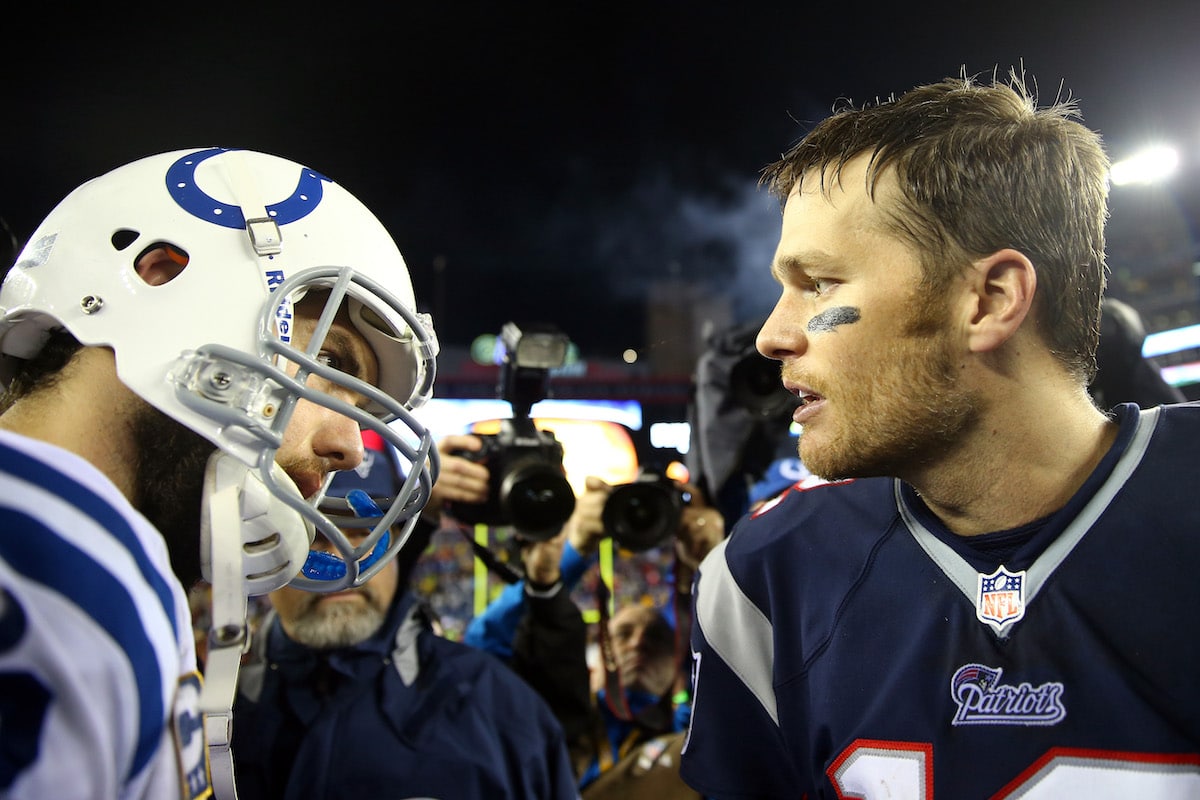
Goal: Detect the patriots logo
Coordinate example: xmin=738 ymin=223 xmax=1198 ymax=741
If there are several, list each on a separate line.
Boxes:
xmin=950 ymin=662 xmax=1066 ymax=726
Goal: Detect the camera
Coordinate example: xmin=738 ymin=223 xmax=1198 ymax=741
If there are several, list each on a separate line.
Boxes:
xmin=453 ymin=423 xmax=576 ymax=540
xmin=602 ymin=471 xmax=690 ymax=553
xmin=728 ymin=350 xmax=796 ymax=418
xmin=447 ymin=323 xmax=576 ymax=541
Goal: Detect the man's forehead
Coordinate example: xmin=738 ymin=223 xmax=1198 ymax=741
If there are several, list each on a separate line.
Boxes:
xmin=611 ymin=606 xmax=664 ymax=629
xmin=777 ymin=161 xmax=897 ymax=252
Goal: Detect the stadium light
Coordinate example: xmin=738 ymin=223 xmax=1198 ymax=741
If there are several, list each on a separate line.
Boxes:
xmin=1110 ymin=145 xmax=1180 ymax=186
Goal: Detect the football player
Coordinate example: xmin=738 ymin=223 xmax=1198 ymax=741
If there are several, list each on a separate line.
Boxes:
xmin=681 ymin=74 xmax=1200 ymax=798
xmin=0 ymin=148 xmax=438 ymax=799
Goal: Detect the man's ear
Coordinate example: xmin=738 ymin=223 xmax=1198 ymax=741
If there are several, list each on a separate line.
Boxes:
xmin=134 ymin=245 xmax=189 ymax=287
xmin=964 ymin=248 xmax=1036 ymax=354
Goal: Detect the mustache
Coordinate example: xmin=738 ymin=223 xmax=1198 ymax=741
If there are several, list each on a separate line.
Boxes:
xmin=296 ymin=583 xmax=378 ymax=614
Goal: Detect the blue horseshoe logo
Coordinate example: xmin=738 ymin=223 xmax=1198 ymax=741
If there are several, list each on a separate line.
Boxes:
xmin=165 ymin=147 xmax=331 ymax=230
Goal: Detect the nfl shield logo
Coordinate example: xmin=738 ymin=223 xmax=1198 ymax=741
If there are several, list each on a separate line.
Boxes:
xmin=976 ymin=566 xmax=1026 ymax=631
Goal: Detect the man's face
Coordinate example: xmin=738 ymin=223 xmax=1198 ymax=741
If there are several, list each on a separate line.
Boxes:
xmin=132 ymin=285 xmax=384 ymax=590
xmin=273 ymin=293 xmax=381 ymax=500
xmin=756 ymin=154 xmax=980 ymax=481
xmin=608 ymin=605 xmax=677 ymax=698
xmin=269 ymin=528 xmax=399 ymax=648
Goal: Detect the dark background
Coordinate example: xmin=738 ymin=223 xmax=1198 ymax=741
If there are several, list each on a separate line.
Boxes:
xmin=4 ymin=1 xmax=1200 ymax=359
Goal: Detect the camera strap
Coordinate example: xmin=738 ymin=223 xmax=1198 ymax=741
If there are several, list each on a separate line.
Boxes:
xmin=451 ymin=523 xmax=523 ymax=584
xmin=594 ymin=578 xmax=635 ymax=721
xmin=670 ymin=558 xmax=693 ymax=701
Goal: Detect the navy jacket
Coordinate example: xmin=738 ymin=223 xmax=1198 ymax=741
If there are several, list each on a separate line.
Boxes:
xmin=232 ymin=591 xmax=580 ymax=799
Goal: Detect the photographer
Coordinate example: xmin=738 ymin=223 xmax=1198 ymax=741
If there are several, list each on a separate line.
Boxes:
xmin=463 ymin=474 xmax=723 ymax=796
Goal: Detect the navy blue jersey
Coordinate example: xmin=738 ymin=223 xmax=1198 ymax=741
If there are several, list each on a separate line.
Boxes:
xmin=681 ymin=403 xmax=1200 ymax=799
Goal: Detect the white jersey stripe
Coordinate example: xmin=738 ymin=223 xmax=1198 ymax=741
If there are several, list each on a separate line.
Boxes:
xmin=694 ymin=537 xmax=779 ymax=724
xmin=0 ymin=506 xmax=167 ymax=778
xmin=0 ymin=443 xmax=179 ymax=637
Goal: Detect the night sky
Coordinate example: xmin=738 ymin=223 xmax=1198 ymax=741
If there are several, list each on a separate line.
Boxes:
xmin=4 ymin=1 xmax=1200 ymax=358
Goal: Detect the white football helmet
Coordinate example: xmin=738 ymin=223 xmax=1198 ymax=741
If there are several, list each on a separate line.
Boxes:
xmin=0 ymin=147 xmax=440 ymax=592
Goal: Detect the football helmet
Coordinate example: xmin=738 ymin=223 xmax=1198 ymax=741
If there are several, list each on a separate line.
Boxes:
xmin=0 ymin=147 xmax=440 ymax=592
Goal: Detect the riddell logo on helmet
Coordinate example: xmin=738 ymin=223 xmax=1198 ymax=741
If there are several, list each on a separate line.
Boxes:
xmin=274 ymin=298 xmax=294 ymax=344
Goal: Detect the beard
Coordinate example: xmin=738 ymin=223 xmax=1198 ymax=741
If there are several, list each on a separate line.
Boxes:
xmin=283 ymin=591 xmax=388 ymax=649
xmin=129 ymin=403 xmax=216 ymax=589
xmin=797 ymin=291 xmax=981 ymax=482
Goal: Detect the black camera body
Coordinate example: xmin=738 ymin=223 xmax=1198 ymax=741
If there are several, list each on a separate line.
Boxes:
xmin=450 ymin=417 xmax=575 ymax=540
xmin=728 ymin=349 xmax=797 ymax=418
xmin=602 ymin=472 xmax=689 ymax=553
xmin=446 ymin=322 xmax=576 ymax=541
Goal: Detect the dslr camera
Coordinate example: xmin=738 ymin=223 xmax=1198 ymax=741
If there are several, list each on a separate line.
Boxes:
xmin=447 ymin=323 xmax=576 ymax=541
xmin=728 ymin=349 xmax=797 ymax=418
xmin=602 ymin=469 xmax=690 ymax=553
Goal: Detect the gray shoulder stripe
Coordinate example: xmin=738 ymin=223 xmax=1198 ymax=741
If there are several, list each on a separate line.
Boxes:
xmin=695 ymin=538 xmax=779 ymax=725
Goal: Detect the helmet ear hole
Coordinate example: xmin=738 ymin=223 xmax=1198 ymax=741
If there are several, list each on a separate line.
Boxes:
xmin=134 ymin=242 xmax=190 ymax=287
xmin=111 ymin=229 xmax=140 ymax=251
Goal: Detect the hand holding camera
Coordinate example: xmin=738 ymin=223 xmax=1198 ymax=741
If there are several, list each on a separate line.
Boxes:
xmin=444 ymin=322 xmax=577 ymax=541
xmin=560 ymin=470 xmax=725 ymax=556
xmin=421 ymin=435 xmax=491 ymax=524
xmin=561 ymin=476 xmax=613 ymax=557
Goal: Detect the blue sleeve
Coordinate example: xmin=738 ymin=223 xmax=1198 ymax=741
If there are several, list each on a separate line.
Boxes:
xmin=462 ymin=580 xmax=526 ymax=659
xmin=560 ymin=540 xmax=596 ymax=591
xmin=464 ymin=540 xmax=598 ymax=659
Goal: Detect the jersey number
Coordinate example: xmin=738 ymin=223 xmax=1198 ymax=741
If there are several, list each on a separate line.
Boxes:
xmin=828 ymin=739 xmax=1200 ymax=799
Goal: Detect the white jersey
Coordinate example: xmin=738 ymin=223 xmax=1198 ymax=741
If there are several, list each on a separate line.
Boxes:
xmin=0 ymin=430 xmax=208 ymax=800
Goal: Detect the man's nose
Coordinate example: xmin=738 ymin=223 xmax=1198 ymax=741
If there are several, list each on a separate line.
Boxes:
xmin=757 ymin=300 xmax=808 ymax=361
xmin=310 ymin=403 xmax=366 ymax=472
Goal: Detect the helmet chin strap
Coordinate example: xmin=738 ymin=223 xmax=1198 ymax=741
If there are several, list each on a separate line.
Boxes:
xmin=197 ymin=451 xmax=314 ymax=799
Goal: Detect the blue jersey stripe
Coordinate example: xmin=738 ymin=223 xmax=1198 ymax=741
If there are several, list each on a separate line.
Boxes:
xmin=0 ymin=442 xmax=179 ymax=639
xmin=0 ymin=506 xmax=168 ymax=778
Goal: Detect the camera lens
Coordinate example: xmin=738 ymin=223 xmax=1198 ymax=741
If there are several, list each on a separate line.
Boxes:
xmin=603 ymin=482 xmax=682 ymax=553
xmin=500 ymin=461 xmax=576 ymax=541
xmin=729 ymin=352 xmax=796 ymax=417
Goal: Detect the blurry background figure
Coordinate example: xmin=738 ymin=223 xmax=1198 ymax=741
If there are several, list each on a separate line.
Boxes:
xmin=687 ymin=317 xmax=800 ymax=525
xmin=230 ymin=430 xmax=579 ymax=800
xmin=1090 ymin=296 xmax=1186 ymax=410
xmin=746 ymin=454 xmax=818 ymax=511
xmin=464 ymin=473 xmax=720 ymax=798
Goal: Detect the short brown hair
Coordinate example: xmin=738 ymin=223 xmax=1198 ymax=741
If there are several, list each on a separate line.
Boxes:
xmin=762 ymin=71 xmax=1110 ymax=383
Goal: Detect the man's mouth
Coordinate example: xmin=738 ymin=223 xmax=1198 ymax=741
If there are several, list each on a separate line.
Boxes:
xmin=786 ymin=381 xmax=823 ymax=406
xmin=292 ymin=472 xmax=325 ymax=501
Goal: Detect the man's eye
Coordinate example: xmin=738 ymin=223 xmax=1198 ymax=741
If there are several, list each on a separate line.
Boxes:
xmin=808 ymin=278 xmax=834 ymax=297
xmin=316 ymin=350 xmax=343 ymax=370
